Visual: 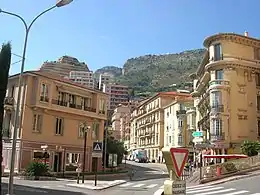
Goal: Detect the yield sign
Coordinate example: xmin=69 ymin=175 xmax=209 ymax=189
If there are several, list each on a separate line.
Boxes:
xmin=170 ymin=148 xmax=189 ymax=177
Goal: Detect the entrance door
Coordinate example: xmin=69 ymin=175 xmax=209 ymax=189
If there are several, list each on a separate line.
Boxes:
xmin=53 ymin=152 xmax=62 ymax=172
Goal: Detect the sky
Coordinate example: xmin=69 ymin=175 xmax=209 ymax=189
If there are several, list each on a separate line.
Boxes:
xmin=1 ymin=0 xmax=260 ymax=75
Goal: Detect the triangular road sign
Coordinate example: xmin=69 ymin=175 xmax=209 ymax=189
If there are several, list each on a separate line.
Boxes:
xmin=170 ymin=148 xmax=189 ymax=177
xmin=94 ymin=143 xmax=101 ymax=151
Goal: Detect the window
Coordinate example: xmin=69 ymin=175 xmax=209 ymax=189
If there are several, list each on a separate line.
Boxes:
xmin=66 ymin=153 xmax=80 ymax=164
xmin=92 ymin=122 xmax=100 ymax=140
xmin=258 ymin=120 xmax=260 ymax=137
xmin=257 ymin=96 xmax=260 ymax=111
xmin=99 ymin=99 xmax=106 ymax=113
xmin=169 ymin=136 xmax=171 ymax=144
xmin=214 ymin=44 xmax=222 ymax=61
xmin=191 ymin=114 xmax=196 ymax=126
xmin=40 ymin=83 xmax=49 ymax=102
xmin=78 ymin=123 xmax=85 ymax=138
xmin=55 ymin=117 xmax=64 ymax=135
xmin=178 ymin=135 xmax=183 ymax=145
xmin=178 ymin=119 xmax=183 ymax=128
xmin=256 ymin=73 xmax=260 ymax=86
xmin=32 ymin=114 xmax=43 ymax=132
xmin=215 ymin=69 xmax=223 ymax=80
xmin=211 ymin=91 xmax=222 ymax=107
xmin=179 ymin=104 xmax=185 ymax=110
xmin=212 ymin=119 xmax=222 ymax=137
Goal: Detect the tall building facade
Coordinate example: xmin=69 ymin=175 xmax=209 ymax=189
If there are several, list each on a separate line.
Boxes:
xmin=3 ymin=71 xmax=108 ymax=173
xmin=65 ymin=71 xmax=95 ymax=89
xmin=40 ymin=56 xmax=89 ymax=77
xmin=191 ymin=32 xmax=260 ymax=155
xmin=130 ymin=92 xmax=190 ymax=162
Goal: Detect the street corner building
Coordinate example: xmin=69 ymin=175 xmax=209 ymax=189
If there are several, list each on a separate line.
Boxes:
xmin=2 ymin=71 xmax=108 ymax=173
xmin=191 ymin=31 xmax=260 ymax=158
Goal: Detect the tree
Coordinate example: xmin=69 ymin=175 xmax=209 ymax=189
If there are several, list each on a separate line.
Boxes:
xmin=0 ymin=42 xmax=12 ymax=192
xmin=241 ymin=140 xmax=260 ymax=157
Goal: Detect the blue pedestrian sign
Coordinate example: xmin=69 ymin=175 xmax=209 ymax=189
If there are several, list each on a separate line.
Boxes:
xmin=93 ymin=142 xmax=103 ymax=152
xmin=192 ymin=131 xmax=203 ymax=137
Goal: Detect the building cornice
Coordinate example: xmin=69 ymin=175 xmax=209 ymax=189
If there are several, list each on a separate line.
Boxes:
xmin=203 ymin=33 xmax=260 ymax=48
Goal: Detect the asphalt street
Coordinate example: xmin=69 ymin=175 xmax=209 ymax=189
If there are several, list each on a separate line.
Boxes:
xmin=187 ymin=175 xmax=260 ymax=195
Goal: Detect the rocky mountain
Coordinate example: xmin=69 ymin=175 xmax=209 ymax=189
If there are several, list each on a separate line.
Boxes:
xmin=94 ymin=49 xmax=206 ymax=95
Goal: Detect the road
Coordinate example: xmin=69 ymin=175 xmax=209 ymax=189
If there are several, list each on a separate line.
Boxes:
xmin=187 ymin=175 xmax=260 ymax=195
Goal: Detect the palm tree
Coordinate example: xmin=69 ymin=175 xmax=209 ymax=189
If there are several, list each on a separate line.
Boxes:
xmin=0 ymin=42 xmax=12 ymax=192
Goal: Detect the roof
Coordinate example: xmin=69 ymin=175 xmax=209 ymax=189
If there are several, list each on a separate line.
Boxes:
xmin=203 ymin=32 xmax=260 ymax=48
xmin=9 ymin=70 xmax=108 ymax=96
xmin=138 ymin=91 xmax=191 ymax=108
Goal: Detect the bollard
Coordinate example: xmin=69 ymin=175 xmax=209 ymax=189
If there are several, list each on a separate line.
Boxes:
xmin=77 ymin=172 xmax=80 ymax=184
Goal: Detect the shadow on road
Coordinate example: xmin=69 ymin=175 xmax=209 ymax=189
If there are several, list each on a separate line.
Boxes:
xmin=1 ymin=183 xmax=85 ymax=195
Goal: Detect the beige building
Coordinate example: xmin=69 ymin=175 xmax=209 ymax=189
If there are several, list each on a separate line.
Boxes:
xmin=191 ymin=31 xmax=260 ymax=155
xmin=133 ymin=92 xmax=190 ymax=162
xmin=65 ymin=71 xmax=95 ymax=89
xmin=40 ymin=56 xmax=89 ymax=77
xmin=163 ymin=95 xmax=194 ymax=150
xmin=3 ymin=71 xmax=107 ymax=173
xmin=120 ymin=113 xmax=131 ymax=150
xmin=111 ymin=105 xmax=130 ymax=140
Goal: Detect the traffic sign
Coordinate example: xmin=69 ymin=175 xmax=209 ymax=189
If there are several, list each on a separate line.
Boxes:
xmin=93 ymin=142 xmax=103 ymax=152
xmin=192 ymin=131 xmax=203 ymax=137
xmin=170 ymin=148 xmax=189 ymax=177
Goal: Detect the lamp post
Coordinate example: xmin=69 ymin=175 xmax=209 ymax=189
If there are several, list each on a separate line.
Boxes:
xmin=0 ymin=1 xmax=73 ymax=194
xmin=80 ymin=122 xmax=90 ymax=184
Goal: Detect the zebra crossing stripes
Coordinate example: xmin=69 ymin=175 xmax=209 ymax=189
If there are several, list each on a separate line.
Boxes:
xmin=119 ymin=182 xmax=159 ymax=189
xmin=186 ymin=184 xmax=257 ymax=195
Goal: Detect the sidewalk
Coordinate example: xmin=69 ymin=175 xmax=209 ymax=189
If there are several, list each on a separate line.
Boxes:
xmin=66 ymin=180 xmax=127 ymax=190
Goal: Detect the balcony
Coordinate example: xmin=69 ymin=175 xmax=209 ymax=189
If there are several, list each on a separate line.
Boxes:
xmin=4 ymin=97 xmax=14 ymax=111
xmin=98 ymin=110 xmax=106 ymax=115
xmin=51 ymin=99 xmax=96 ymax=113
xmin=209 ymin=79 xmax=230 ymax=91
xmin=211 ymin=105 xmax=224 ymax=113
xmin=40 ymin=96 xmax=49 ymax=103
xmin=210 ymin=134 xmax=225 ymax=142
xmin=176 ymin=110 xmax=186 ymax=116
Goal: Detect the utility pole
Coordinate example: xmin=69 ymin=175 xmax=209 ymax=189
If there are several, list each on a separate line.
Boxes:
xmin=81 ymin=122 xmax=90 ymax=184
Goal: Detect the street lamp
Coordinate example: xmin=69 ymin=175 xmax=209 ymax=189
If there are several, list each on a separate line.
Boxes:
xmin=0 ymin=1 xmax=73 ymax=194
xmin=80 ymin=122 xmax=90 ymax=183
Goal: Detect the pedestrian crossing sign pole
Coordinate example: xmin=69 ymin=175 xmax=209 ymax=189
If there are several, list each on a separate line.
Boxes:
xmin=162 ymin=147 xmax=189 ymax=195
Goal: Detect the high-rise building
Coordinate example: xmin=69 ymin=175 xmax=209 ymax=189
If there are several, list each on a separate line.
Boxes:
xmin=40 ymin=56 xmax=89 ymax=77
xmin=66 ymin=71 xmax=95 ymax=89
xmin=98 ymin=73 xmax=112 ymax=91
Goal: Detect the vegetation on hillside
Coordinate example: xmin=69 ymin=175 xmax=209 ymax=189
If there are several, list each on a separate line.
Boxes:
xmin=95 ymin=49 xmax=205 ymax=94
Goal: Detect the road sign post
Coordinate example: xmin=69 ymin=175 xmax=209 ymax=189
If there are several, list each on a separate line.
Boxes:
xmin=92 ymin=141 xmax=103 ymax=186
xmin=162 ymin=147 xmax=189 ymax=195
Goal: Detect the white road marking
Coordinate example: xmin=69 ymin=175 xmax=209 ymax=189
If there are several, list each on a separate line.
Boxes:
xmin=146 ymin=184 xmax=158 ymax=188
xmin=133 ymin=184 xmax=145 ymax=187
xmin=120 ymin=183 xmax=132 ymax=187
xmin=187 ymin=186 xmax=224 ymax=193
xmin=222 ymin=191 xmax=249 ymax=195
xmin=196 ymin=188 xmax=235 ymax=195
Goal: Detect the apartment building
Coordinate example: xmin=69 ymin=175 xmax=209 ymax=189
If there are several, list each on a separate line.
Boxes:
xmin=40 ymin=56 xmax=89 ymax=77
xmin=3 ymin=71 xmax=108 ymax=173
xmin=163 ymin=96 xmax=193 ymax=149
xmin=130 ymin=109 xmax=138 ymax=151
xmin=191 ymin=31 xmax=260 ymax=155
xmin=103 ymin=83 xmax=129 ymax=111
xmin=111 ymin=105 xmax=130 ymax=140
xmin=133 ymin=92 xmax=188 ymax=162
xmin=66 ymin=71 xmax=95 ymax=89
xmin=120 ymin=113 xmax=131 ymax=150
xmin=98 ymin=73 xmax=112 ymax=91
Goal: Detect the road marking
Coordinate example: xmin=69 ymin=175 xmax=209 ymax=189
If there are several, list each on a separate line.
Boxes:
xmin=187 ymin=185 xmax=211 ymax=189
xmin=187 ymin=185 xmax=215 ymax=191
xmin=195 ymin=188 xmax=235 ymax=195
xmin=187 ymin=186 xmax=224 ymax=193
xmin=120 ymin=183 xmax=132 ymax=187
xmin=42 ymin=186 xmax=50 ymax=188
xmin=133 ymin=184 xmax=145 ymax=187
xmin=146 ymin=184 xmax=158 ymax=188
xmin=222 ymin=191 xmax=249 ymax=195
xmin=250 ymin=194 xmax=260 ymax=195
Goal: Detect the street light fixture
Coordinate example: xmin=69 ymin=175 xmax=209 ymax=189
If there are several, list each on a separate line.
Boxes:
xmin=0 ymin=1 xmax=73 ymax=194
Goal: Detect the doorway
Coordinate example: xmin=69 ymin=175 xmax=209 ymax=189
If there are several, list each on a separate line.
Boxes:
xmin=53 ymin=152 xmax=62 ymax=172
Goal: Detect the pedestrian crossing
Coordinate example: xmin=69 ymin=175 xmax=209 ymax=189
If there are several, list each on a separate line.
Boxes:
xmin=186 ymin=184 xmax=260 ymax=195
xmin=119 ymin=182 xmax=160 ymax=189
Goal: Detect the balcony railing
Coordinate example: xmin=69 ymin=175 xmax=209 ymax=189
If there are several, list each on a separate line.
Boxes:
xmin=40 ymin=96 xmax=49 ymax=103
xmin=176 ymin=110 xmax=186 ymax=116
xmin=51 ymin=99 xmax=96 ymax=113
xmin=211 ymin=105 xmax=224 ymax=113
xmin=210 ymin=134 xmax=225 ymax=142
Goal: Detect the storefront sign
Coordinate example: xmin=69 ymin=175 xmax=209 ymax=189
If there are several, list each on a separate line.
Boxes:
xmin=172 ymin=180 xmax=186 ymax=195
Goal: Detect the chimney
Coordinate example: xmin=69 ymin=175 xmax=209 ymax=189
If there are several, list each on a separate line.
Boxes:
xmin=244 ymin=31 xmax=248 ymax=37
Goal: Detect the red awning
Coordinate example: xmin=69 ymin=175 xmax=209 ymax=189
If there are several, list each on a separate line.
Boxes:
xmin=203 ymin=154 xmax=248 ymax=159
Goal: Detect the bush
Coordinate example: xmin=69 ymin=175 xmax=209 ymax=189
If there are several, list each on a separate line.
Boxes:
xmin=25 ymin=161 xmax=49 ymax=177
xmin=222 ymin=162 xmax=237 ymax=173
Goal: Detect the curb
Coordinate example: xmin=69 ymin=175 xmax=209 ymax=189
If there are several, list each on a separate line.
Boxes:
xmin=206 ymin=172 xmax=260 ymax=185
xmin=153 ymin=188 xmax=164 ymax=195
xmin=66 ymin=180 xmax=127 ymax=190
